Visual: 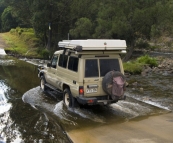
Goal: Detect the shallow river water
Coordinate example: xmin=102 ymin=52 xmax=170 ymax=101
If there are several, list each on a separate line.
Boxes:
xmin=0 ymin=52 xmax=173 ymax=143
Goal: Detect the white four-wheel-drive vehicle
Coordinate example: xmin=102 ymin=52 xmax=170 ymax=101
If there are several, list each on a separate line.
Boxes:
xmin=38 ymin=39 xmax=127 ymax=108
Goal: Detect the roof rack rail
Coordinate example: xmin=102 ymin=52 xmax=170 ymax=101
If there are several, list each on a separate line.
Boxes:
xmin=58 ymin=39 xmax=127 ymax=54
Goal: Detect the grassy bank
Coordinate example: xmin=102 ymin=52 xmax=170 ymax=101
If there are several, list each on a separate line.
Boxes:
xmin=1 ymin=27 xmax=48 ymax=58
xmin=123 ymin=55 xmax=158 ymax=74
xmin=1 ymin=28 xmax=158 ymax=74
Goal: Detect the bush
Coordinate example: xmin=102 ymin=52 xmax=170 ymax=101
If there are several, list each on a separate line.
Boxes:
xmin=10 ymin=28 xmax=16 ymax=34
xmin=123 ymin=61 xmax=143 ymax=74
xmin=137 ymin=55 xmax=158 ymax=67
xmin=39 ymin=49 xmax=50 ymax=59
xmin=123 ymin=55 xmax=158 ymax=74
xmin=149 ymin=45 xmax=158 ymax=50
xmin=136 ymin=39 xmax=150 ymax=49
xmin=15 ymin=27 xmax=20 ymax=33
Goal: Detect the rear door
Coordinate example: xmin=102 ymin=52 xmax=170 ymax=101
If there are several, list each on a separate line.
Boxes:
xmin=83 ymin=59 xmax=102 ymax=97
xmin=99 ymin=58 xmax=121 ymax=94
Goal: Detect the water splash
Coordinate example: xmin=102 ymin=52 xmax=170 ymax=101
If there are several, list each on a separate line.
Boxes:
xmin=0 ymin=59 xmax=15 ymax=66
xmin=53 ymin=102 xmax=77 ymax=126
xmin=126 ymin=92 xmax=171 ymax=112
xmin=0 ymin=49 xmax=6 ymax=55
xmin=0 ymin=82 xmax=11 ymax=114
xmin=68 ymin=107 xmax=106 ymax=123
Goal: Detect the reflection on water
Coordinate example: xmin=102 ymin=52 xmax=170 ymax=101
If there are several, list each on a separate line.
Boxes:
xmin=0 ymin=56 xmax=70 ymax=142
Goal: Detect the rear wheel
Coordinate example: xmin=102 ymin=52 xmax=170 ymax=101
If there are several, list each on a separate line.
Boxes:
xmin=63 ymin=88 xmax=79 ymax=108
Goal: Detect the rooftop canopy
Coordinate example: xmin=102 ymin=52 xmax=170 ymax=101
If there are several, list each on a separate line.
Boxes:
xmin=58 ymin=39 xmax=127 ymax=53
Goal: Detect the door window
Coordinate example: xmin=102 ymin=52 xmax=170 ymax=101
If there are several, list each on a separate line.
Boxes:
xmin=51 ymin=56 xmax=58 ymax=68
xmin=100 ymin=59 xmax=120 ymax=76
xmin=85 ymin=59 xmax=99 ymax=77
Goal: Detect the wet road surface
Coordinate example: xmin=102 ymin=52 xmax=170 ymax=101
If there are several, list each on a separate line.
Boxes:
xmin=0 ymin=50 xmax=173 ymax=143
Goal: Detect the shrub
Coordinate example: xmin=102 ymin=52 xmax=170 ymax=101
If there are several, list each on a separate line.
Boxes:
xmin=123 ymin=61 xmax=143 ymax=74
xmin=10 ymin=29 xmax=15 ymax=34
xmin=15 ymin=27 xmax=20 ymax=33
xmin=123 ymin=55 xmax=158 ymax=74
xmin=40 ymin=49 xmax=50 ymax=59
xmin=137 ymin=55 xmax=158 ymax=67
xmin=149 ymin=45 xmax=158 ymax=50
xmin=136 ymin=39 xmax=150 ymax=49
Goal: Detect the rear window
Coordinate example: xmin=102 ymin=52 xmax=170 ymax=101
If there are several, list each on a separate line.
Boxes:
xmin=100 ymin=59 xmax=120 ymax=76
xmin=85 ymin=59 xmax=98 ymax=77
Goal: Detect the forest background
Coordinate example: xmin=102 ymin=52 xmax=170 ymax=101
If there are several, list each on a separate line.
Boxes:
xmin=0 ymin=0 xmax=173 ymax=62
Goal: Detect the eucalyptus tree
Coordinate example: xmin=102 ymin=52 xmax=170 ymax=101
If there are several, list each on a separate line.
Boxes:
xmin=4 ymin=0 xmax=32 ymax=27
xmin=1 ymin=6 xmax=19 ymax=31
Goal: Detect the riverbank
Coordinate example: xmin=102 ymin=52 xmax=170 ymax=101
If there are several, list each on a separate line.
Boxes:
xmin=0 ymin=32 xmax=45 ymax=59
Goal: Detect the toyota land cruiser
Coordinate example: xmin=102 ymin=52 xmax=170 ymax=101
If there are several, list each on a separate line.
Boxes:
xmin=38 ymin=39 xmax=127 ymax=108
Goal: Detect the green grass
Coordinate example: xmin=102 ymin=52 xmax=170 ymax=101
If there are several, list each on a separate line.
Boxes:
xmin=1 ymin=27 xmax=44 ymax=58
xmin=123 ymin=61 xmax=144 ymax=74
xmin=2 ymin=32 xmax=29 ymax=54
xmin=123 ymin=55 xmax=158 ymax=74
xmin=137 ymin=55 xmax=158 ymax=67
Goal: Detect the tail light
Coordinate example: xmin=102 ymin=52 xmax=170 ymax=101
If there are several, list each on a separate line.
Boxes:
xmin=87 ymin=100 xmax=94 ymax=104
xmin=79 ymin=86 xmax=84 ymax=96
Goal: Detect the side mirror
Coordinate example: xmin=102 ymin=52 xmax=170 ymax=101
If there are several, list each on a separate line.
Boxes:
xmin=47 ymin=63 xmax=51 ymax=67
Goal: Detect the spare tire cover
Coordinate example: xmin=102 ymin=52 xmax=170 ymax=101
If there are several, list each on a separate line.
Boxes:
xmin=102 ymin=70 xmax=126 ymax=100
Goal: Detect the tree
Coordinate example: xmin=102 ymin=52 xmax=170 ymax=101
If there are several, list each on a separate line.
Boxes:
xmin=70 ymin=17 xmax=93 ymax=39
xmin=92 ymin=0 xmax=173 ymax=61
xmin=1 ymin=0 xmax=173 ymax=56
xmin=3 ymin=0 xmax=32 ymax=28
xmin=1 ymin=6 xmax=19 ymax=31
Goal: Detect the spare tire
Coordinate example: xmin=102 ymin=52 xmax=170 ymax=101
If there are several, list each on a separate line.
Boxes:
xmin=102 ymin=70 xmax=126 ymax=101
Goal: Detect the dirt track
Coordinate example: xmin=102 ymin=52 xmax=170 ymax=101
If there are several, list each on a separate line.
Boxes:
xmin=68 ymin=113 xmax=173 ymax=143
xmin=0 ymin=33 xmax=7 ymax=49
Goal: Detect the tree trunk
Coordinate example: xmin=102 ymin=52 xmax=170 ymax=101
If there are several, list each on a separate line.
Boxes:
xmin=123 ymin=43 xmax=134 ymax=62
xmin=44 ymin=31 xmax=48 ymax=48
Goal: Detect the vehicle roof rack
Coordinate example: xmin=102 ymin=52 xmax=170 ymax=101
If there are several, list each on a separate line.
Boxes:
xmin=58 ymin=39 xmax=127 ymax=54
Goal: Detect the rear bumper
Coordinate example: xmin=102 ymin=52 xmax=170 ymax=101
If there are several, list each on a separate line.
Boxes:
xmin=77 ymin=97 xmax=97 ymax=105
xmin=76 ymin=95 xmax=126 ymax=105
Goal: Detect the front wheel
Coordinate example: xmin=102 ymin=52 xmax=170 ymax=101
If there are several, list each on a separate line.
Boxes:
xmin=63 ymin=88 xmax=79 ymax=108
xmin=40 ymin=76 xmax=47 ymax=91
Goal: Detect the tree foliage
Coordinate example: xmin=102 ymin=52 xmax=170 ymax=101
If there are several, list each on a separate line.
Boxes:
xmin=1 ymin=6 xmax=19 ymax=31
xmin=0 ymin=0 xmax=173 ymax=59
xmin=70 ymin=17 xmax=93 ymax=38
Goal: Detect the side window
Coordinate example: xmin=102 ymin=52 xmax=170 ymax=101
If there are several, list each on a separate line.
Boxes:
xmin=68 ymin=57 xmax=79 ymax=72
xmin=58 ymin=54 xmax=68 ymax=68
xmin=85 ymin=59 xmax=99 ymax=77
xmin=51 ymin=56 xmax=58 ymax=68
